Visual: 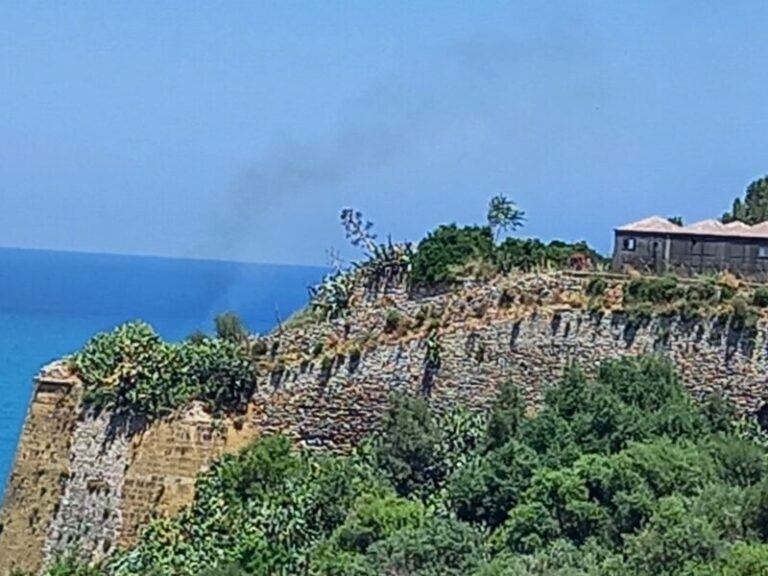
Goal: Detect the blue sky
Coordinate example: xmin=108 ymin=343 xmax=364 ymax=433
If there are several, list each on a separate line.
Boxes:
xmin=3 ymin=2 xmax=768 ymax=265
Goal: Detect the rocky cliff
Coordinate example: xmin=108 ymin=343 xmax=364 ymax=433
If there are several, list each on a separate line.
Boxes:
xmin=2 ymin=272 xmax=768 ymax=574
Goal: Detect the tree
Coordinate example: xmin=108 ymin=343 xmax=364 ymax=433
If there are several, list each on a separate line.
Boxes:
xmin=410 ymin=224 xmax=494 ymax=287
xmin=622 ymin=496 xmax=722 ymax=576
xmin=722 ymin=175 xmax=768 ymax=224
xmin=331 ymin=493 xmax=424 ymax=554
xmin=485 ymin=379 xmax=526 ymax=450
xmin=668 ymin=216 xmax=683 ymax=226
xmin=487 ymin=195 xmax=525 ymax=241
xmin=215 ymin=312 xmax=248 ymax=343
xmin=447 ymin=440 xmax=539 ymax=528
xmin=373 ymin=395 xmax=445 ymax=499
xmin=367 ymin=516 xmax=485 ymax=576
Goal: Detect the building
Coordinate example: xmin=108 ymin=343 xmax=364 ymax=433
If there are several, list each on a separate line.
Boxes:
xmin=612 ymin=216 xmax=768 ymax=279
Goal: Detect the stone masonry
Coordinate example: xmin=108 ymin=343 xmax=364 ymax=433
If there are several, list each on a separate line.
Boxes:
xmin=2 ymin=272 xmax=768 ymax=574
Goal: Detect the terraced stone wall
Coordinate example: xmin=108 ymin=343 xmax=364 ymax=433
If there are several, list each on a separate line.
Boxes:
xmin=2 ymin=273 xmax=768 ymax=574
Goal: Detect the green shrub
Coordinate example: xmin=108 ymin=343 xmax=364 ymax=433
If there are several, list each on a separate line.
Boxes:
xmin=623 ymin=276 xmax=682 ymax=305
xmin=73 ymin=321 xmax=258 ymax=419
xmin=686 ymin=282 xmax=718 ymax=303
xmin=179 ymin=338 xmax=256 ymax=411
xmin=753 ymin=287 xmax=768 ymax=308
xmin=100 ymin=355 xmax=768 ymax=576
xmin=215 ymin=312 xmax=249 ymax=342
xmin=40 ymin=554 xmax=101 ymax=576
xmin=585 ymin=277 xmax=608 ymax=297
xmin=674 ymin=299 xmax=703 ymax=322
xmin=625 ymin=302 xmax=654 ymax=326
xmin=720 ymin=284 xmax=737 ymax=301
xmin=186 ymin=330 xmax=209 ymax=344
xmin=495 ymin=238 xmax=604 ymax=273
xmin=73 ymin=322 xmax=187 ymax=418
xmin=730 ymin=297 xmax=758 ymax=331
xmin=384 ymin=309 xmax=402 ymax=334
xmin=410 ymin=224 xmax=494 ymax=288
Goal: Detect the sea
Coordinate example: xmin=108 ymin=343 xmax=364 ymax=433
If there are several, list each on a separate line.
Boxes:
xmin=0 ymin=247 xmax=326 ymax=503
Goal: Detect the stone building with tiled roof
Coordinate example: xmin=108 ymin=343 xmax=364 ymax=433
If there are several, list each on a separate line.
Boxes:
xmin=612 ymin=216 xmax=768 ymax=279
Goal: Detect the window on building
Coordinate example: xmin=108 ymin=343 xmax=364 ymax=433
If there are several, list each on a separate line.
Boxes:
xmin=759 ymin=246 xmax=768 ymax=259
xmin=622 ymin=237 xmax=637 ymax=251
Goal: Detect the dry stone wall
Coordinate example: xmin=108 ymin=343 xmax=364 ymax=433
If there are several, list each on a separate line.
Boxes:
xmin=0 ymin=364 xmax=80 ymax=575
xmin=2 ymin=273 xmax=768 ymax=574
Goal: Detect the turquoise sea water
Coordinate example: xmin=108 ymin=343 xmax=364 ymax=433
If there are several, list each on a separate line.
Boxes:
xmin=0 ymin=247 xmax=325 ymax=502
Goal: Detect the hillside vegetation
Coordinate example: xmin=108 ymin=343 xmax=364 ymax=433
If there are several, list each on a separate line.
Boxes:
xmin=35 ymin=197 xmax=768 ymax=575
xmin=39 ymin=356 xmax=768 ymax=576
xmin=68 ymin=198 xmax=604 ymax=422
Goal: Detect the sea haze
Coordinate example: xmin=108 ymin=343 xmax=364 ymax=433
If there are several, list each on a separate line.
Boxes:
xmin=0 ymin=247 xmax=325 ymax=502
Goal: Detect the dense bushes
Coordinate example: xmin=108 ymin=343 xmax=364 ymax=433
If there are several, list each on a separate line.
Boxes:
xmin=619 ymin=275 xmax=765 ymax=329
xmin=623 ymin=276 xmax=684 ymax=305
xmin=753 ymin=286 xmax=768 ymax=308
xmin=409 ymin=224 xmax=603 ymax=289
xmin=215 ymin=312 xmax=249 ymax=343
xmin=73 ymin=321 xmax=257 ymax=418
xmin=44 ymin=355 xmax=768 ymax=576
xmin=496 ymin=238 xmax=603 ymax=274
xmin=410 ymin=224 xmax=494 ymax=287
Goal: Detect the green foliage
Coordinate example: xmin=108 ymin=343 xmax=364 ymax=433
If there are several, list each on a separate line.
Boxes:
xmin=404 ymin=199 xmax=603 ymax=288
xmin=707 ymin=436 xmax=767 ymax=487
xmin=180 ymin=338 xmax=256 ymax=411
xmin=622 ymin=495 xmax=723 ymax=575
xmin=367 ymin=516 xmax=485 ymax=576
xmin=623 ymin=276 xmax=683 ymax=305
xmin=41 ymin=554 xmax=102 ymax=576
xmin=74 ymin=322 xmax=189 ymax=418
xmin=372 ymin=395 xmax=445 ymax=499
xmin=383 ymin=309 xmax=402 ymax=334
xmin=487 ymin=194 xmax=525 ymax=241
xmin=72 ymin=321 xmax=257 ymax=419
xmin=410 ymin=224 xmax=494 ymax=288
xmin=447 ymin=440 xmax=539 ymax=528
xmin=214 ymin=312 xmax=249 ymax=343
xmin=331 ymin=493 xmax=424 ymax=553
xmin=485 ymin=379 xmax=525 ymax=450
xmin=722 ymin=175 xmax=768 ymax=224
xmin=708 ymin=542 xmax=768 ymax=576
xmin=720 ymin=283 xmax=737 ymax=301
xmin=495 ymin=238 xmax=602 ymax=274
xmin=65 ymin=355 xmax=768 ymax=576
xmin=585 ymin=277 xmax=607 ymax=298
xmin=744 ymin=478 xmax=768 ymax=541
xmin=730 ymin=296 xmax=759 ymax=331
xmin=186 ymin=330 xmax=209 ymax=344
xmin=753 ymin=286 xmax=768 ymax=308
xmin=197 ymin=566 xmax=248 ymax=576
xmin=619 ymin=276 xmax=758 ymax=327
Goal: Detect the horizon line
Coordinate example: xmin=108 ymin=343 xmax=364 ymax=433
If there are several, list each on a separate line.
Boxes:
xmin=0 ymin=244 xmax=330 ymax=269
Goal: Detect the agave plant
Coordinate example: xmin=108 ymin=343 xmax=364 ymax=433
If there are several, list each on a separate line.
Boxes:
xmin=309 ymin=271 xmax=354 ymax=320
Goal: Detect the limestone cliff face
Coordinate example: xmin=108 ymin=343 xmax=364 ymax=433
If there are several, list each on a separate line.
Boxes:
xmin=2 ymin=273 xmax=768 ymax=574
